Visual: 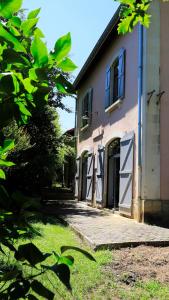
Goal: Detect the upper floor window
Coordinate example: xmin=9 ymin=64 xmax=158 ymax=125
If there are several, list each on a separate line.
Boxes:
xmin=105 ymin=48 xmax=126 ymax=109
xmin=81 ymin=88 xmax=93 ymax=129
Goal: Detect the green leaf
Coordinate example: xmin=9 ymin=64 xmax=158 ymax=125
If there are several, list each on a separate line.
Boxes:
xmin=28 ymin=8 xmax=41 ymax=19
xmin=58 ymin=57 xmax=77 ymax=72
xmin=12 ymin=74 xmax=20 ymax=94
xmin=0 ymin=169 xmax=5 ymax=179
xmin=53 ymin=32 xmax=71 ymax=62
xmin=10 ymin=16 xmax=21 ymax=28
xmin=0 ymin=139 xmax=15 ymax=154
xmin=61 ymin=246 xmax=96 ymax=261
xmin=0 ymin=23 xmax=26 ymax=53
xmin=0 ymin=159 xmax=15 ymax=167
xmin=0 ymin=0 xmax=23 ymax=19
xmin=31 ymin=36 xmax=48 ymax=67
xmin=3 ymin=49 xmax=29 ymax=65
xmin=22 ymin=78 xmax=37 ymax=93
xmin=16 ymin=102 xmax=32 ymax=117
xmin=42 ymin=263 xmax=71 ymax=290
xmin=59 ymin=255 xmax=74 ymax=266
xmin=55 ymin=74 xmax=76 ymax=94
xmin=51 ymin=263 xmax=72 ymax=290
xmin=53 ymin=251 xmax=74 ymax=266
xmin=34 ymin=27 xmax=45 ymax=38
xmin=10 ymin=26 xmax=20 ymax=37
xmin=21 ymin=18 xmax=39 ymax=37
xmin=31 ymin=280 xmax=54 ymax=300
xmin=15 ymin=243 xmax=51 ymax=265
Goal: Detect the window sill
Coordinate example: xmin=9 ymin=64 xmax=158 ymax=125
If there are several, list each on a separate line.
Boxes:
xmin=105 ymin=99 xmax=122 ymax=113
xmin=80 ymin=124 xmax=89 ymax=132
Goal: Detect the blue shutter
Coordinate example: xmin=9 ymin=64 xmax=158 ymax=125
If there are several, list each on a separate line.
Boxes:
xmin=88 ymin=88 xmax=93 ymax=124
xmin=75 ymin=156 xmax=80 ymax=198
xmin=118 ymin=48 xmax=125 ymax=99
xmin=119 ymin=131 xmax=134 ymax=215
xmin=105 ymin=66 xmax=111 ymax=108
xmin=96 ymin=145 xmax=105 ymax=202
xmin=86 ymin=151 xmax=94 ymax=201
xmin=81 ymin=96 xmax=85 ymax=127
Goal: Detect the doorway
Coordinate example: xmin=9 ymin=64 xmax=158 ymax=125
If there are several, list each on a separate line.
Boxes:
xmin=107 ymin=139 xmax=120 ymax=209
xmin=81 ymin=152 xmax=88 ymax=200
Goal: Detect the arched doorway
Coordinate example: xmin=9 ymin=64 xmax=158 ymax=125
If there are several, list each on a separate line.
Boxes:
xmin=107 ymin=138 xmax=120 ymax=209
xmin=81 ymin=151 xmax=88 ymax=200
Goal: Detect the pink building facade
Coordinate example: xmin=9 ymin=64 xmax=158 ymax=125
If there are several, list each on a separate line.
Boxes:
xmin=74 ymin=1 xmax=169 ymax=224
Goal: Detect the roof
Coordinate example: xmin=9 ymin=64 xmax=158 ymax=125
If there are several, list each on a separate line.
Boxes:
xmin=63 ymin=128 xmax=75 ymax=136
xmin=74 ymin=5 xmax=121 ymax=89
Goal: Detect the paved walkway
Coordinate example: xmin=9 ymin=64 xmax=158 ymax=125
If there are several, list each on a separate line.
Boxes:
xmin=45 ymin=200 xmax=169 ymax=250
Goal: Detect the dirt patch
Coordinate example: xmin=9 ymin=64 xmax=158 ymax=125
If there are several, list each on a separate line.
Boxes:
xmin=104 ymin=245 xmax=169 ymax=285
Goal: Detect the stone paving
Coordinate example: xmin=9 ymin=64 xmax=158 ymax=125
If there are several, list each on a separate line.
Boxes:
xmin=46 ymin=200 xmax=169 ymax=250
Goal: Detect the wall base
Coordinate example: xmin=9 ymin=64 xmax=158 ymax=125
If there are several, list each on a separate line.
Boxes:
xmin=141 ymin=199 xmax=169 ymax=227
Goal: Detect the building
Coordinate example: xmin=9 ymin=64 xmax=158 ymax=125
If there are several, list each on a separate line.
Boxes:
xmin=74 ymin=1 xmax=169 ymax=224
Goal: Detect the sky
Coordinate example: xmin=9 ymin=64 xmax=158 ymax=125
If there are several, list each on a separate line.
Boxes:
xmin=23 ymin=0 xmax=119 ymax=132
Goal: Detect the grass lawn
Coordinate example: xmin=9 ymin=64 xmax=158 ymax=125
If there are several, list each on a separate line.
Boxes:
xmin=9 ymin=217 xmax=169 ymax=299
xmin=2 ymin=217 xmax=169 ymax=300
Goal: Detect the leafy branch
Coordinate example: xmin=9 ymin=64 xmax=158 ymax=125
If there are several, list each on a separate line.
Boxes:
xmin=116 ymin=0 xmax=169 ymax=34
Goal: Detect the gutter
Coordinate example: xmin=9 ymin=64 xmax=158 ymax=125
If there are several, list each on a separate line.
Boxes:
xmin=138 ymin=24 xmax=143 ymax=219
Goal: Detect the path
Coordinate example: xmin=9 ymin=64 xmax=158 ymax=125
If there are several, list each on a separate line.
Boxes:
xmin=45 ymin=200 xmax=169 ymax=250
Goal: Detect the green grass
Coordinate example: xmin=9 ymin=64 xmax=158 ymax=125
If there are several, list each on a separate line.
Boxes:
xmin=26 ymin=219 xmax=113 ymax=300
xmin=6 ymin=218 xmax=169 ymax=300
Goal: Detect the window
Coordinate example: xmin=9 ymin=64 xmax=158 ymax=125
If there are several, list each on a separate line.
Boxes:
xmin=105 ymin=48 xmax=125 ymax=109
xmin=81 ymin=88 xmax=93 ymax=128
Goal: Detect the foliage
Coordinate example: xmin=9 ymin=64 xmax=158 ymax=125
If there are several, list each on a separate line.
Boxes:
xmin=0 ymin=0 xmax=94 ymax=299
xmin=5 ymin=106 xmax=64 ymax=194
xmin=59 ymin=131 xmax=76 ymax=188
xmin=3 ymin=121 xmax=31 ymax=154
xmin=117 ymin=0 xmax=169 ymax=34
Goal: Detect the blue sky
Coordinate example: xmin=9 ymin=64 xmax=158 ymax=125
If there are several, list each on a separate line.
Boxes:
xmin=23 ymin=0 xmax=119 ymax=132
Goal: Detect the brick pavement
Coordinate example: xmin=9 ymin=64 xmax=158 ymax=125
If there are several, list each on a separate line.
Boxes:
xmin=46 ymin=200 xmax=169 ymax=250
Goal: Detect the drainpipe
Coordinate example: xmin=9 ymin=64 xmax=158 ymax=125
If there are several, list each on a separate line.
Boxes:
xmin=138 ymin=24 xmax=143 ymax=221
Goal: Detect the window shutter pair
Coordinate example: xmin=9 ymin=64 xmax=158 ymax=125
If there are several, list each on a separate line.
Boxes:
xmin=104 ymin=48 xmax=125 ymax=108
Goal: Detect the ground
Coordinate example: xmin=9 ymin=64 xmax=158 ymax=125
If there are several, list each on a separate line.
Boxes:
xmin=111 ymin=246 xmax=169 ymax=284
xmin=24 ymin=218 xmax=169 ymax=300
